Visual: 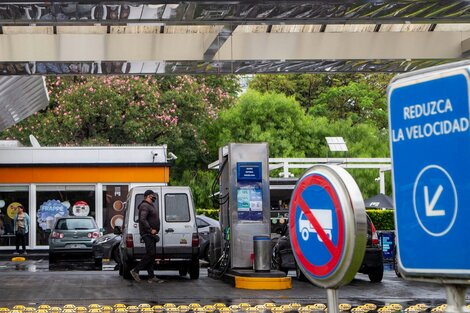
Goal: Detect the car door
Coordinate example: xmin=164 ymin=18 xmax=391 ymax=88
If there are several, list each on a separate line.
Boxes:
xmin=161 ymin=187 xmax=195 ymax=257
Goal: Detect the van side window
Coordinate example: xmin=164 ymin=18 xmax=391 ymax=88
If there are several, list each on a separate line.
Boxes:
xmin=133 ymin=193 xmax=158 ymax=222
xmin=165 ymin=194 xmax=190 ymax=222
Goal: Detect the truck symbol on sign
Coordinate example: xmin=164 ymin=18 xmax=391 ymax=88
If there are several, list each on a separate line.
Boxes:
xmin=299 ymin=209 xmax=333 ymax=242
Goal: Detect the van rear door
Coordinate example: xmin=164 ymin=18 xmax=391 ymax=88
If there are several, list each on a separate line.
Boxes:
xmin=161 ymin=187 xmax=196 ymax=257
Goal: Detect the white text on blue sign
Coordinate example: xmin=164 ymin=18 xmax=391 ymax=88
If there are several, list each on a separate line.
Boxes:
xmin=392 ymin=98 xmax=469 ymax=142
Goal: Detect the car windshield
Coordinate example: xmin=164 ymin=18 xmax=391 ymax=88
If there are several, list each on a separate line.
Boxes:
xmin=56 ymin=218 xmax=95 ymax=230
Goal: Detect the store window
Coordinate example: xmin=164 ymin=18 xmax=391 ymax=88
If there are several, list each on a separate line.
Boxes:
xmin=36 ymin=185 xmax=95 ymax=245
xmin=102 ymin=185 xmax=128 ymax=234
xmin=0 ymin=186 xmax=29 ymax=247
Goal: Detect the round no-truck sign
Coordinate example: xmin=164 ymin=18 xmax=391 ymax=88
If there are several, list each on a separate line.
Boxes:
xmin=289 ymin=164 xmax=367 ymax=288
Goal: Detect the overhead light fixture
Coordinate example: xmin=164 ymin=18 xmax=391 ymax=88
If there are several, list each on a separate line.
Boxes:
xmin=325 ymin=137 xmax=348 ymax=152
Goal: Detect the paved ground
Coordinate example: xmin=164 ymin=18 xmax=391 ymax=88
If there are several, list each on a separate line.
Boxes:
xmin=0 ymin=258 xmax=468 ymax=309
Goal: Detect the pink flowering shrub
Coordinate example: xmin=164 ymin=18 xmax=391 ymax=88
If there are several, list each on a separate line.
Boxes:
xmin=0 ymin=75 xmax=238 ymax=172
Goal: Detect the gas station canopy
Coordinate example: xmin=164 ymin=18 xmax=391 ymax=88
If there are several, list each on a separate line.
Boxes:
xmin=0 ymin=0 xmax=469 ymax=129
xmin=0 ymin=0 xmax=469 ymax=75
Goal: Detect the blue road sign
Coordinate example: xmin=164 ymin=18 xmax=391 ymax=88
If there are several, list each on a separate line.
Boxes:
xmin=289 ymin=173 xmax=345 ymax=278
xmin=288 ymin=165 xmax=366 ymax=288
xmin=388 ymin=65 xmax=470 ymax=277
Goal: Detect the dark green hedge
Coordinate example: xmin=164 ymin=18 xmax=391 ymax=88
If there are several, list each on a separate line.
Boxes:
xmin=197 ymin=208 xmax=395 ymax=231
xmin=366 ymin=209 xmax=395 ymax=230
xmin=196 ymin=208 xmax=219 ymax=220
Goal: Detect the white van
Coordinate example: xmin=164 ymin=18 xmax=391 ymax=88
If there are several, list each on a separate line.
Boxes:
xmin=118 ymin=186 xmax=200 ymax=279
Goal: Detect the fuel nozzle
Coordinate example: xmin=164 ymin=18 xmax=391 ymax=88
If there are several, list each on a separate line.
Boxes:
xmin=224 ymin=227 xmax=230 ymax=241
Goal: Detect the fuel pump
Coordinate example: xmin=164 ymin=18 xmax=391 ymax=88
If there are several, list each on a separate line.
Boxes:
xmin=208 ymin=143 xmax=273 ymax=278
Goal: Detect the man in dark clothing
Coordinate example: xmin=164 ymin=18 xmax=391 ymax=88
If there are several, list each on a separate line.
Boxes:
xmin=131 ymin=190 xmax=164 ymax=283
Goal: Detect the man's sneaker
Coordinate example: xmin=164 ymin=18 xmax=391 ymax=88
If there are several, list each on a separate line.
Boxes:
xmin=130 ymin=269 xmax=141 ymax=282
xmin=147 ymin=277 xmax=164 ymax=284
xmin=23 ymin=251 xmax=27 ymax=255
xmin=13 ymin=251 xmax=19 ymax=255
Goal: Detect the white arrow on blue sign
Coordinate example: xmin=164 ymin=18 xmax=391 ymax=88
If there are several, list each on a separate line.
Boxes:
xmin=388 ymin=63 xmax=470 ymax=278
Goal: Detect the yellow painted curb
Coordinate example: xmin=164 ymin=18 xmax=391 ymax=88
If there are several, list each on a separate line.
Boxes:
xmin=235 ymin=276 xmax=292 ymax=290
xmin=11 ymin=257 xmax=26 ymax=262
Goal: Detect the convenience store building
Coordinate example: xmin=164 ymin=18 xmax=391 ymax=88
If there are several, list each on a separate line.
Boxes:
xmin=0 ymin=144 xmax=170 ymax=250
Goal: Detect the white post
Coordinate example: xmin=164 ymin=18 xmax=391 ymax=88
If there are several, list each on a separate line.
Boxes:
xmin=29 ymin=184 xmax=36 ymax=250
xmin=95 ymin=183 xmax=103 ymax=229
xmin=326 ymin=289 xmax=339 ymax=313
xmin=445 ymin=284 xmax=469 ymax=313
xmin=379 ymin=170 xmax=385 ymax=195
xmin=283 ymin=161 xmax=289 ymax=178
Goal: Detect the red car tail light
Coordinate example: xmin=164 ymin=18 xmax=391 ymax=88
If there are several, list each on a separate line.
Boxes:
xmin=126 ymin=234 xmax=134 ymax=248
xmin=370 ymin=221 xmax=379 ymax=246
xmin=51 ymin=231 xmax=64 ymax=239
xmin=192 ymin=233 xmax=199 ymax=247
xmin=87 ymin=232 xmax=100 ymax=239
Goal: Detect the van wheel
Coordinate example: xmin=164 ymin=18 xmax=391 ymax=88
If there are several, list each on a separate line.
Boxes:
xmin=179 ymin=268 xmax=188 ymax=277
xmin=112 ymin=246 xmax=121 ymax=264
xmin=122 ymin=261 xmax=134 ymax=280
xmin=189 ymin=259 xmax=200 ymax=280
xmin=301 ymin=228 xmax=309 ymax=241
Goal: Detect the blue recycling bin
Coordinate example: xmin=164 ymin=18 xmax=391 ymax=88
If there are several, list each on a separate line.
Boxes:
xmin=377 ymin=231 xmax=395 ymax=261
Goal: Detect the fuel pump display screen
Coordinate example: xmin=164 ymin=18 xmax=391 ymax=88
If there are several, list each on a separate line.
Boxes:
xmin=237 ymin=162 xmax=263 ymax=221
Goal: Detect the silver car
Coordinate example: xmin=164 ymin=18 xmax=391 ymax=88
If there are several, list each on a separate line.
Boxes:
xmin=196 ymin=215 xmax=220 ymax=261
xmin=48 ymin=216 xmax=102 ymax=265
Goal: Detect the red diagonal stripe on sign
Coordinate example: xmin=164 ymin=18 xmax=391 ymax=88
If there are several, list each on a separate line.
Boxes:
xmin=296 ymin=192 xmax=337 ymax=256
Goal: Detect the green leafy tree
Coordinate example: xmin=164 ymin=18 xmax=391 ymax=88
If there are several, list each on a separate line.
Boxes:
xmin=310 ymin=81 xmax=388 ymax=130
xmin=249 ymin=73 xmax=392 ymax=127
xmin=207 ymin=90 xmax=390 ymax=199
xmin=206 ymin=90 xmax=320 ymax=158
xmin=248 ymin=74 xmax=325 ymax=110
xmin=171 ymin=169 xmax=217 ymax=209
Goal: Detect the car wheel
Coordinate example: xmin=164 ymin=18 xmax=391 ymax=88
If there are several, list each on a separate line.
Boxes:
xmin=189 ymin=259 xmax=200 ymax=280
xmin=179 ymin=268 xmax=188 ymax=277
xmin=368 ymin=265 xmax=384 ymax=283
xmin=122 ymin=260 xmax=134 ymax=280
xmin=112 ymin=247 xmax=121 ymax=271
xmin=49 ymin=252 xmax=57 ymax=264
xmin=271 ymin=248 xmax=280 ymax=269
xmin=94 ymin=258 xmax=103 ymax=270
xmin=204 ymin=245 xmax=210 ymax=262
xmin=295 ymin=265 xmax=307 ymax=282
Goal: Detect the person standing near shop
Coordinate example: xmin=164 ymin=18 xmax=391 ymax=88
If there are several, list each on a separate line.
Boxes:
xmin=130 ymin=190 xmax=164 ymax=283
xmin=13 ymin=205 xmax=30 ymax=255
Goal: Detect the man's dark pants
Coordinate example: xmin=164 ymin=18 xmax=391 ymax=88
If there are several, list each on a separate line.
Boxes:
xmin=133 ymin=234 xmax=157 ymax=278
